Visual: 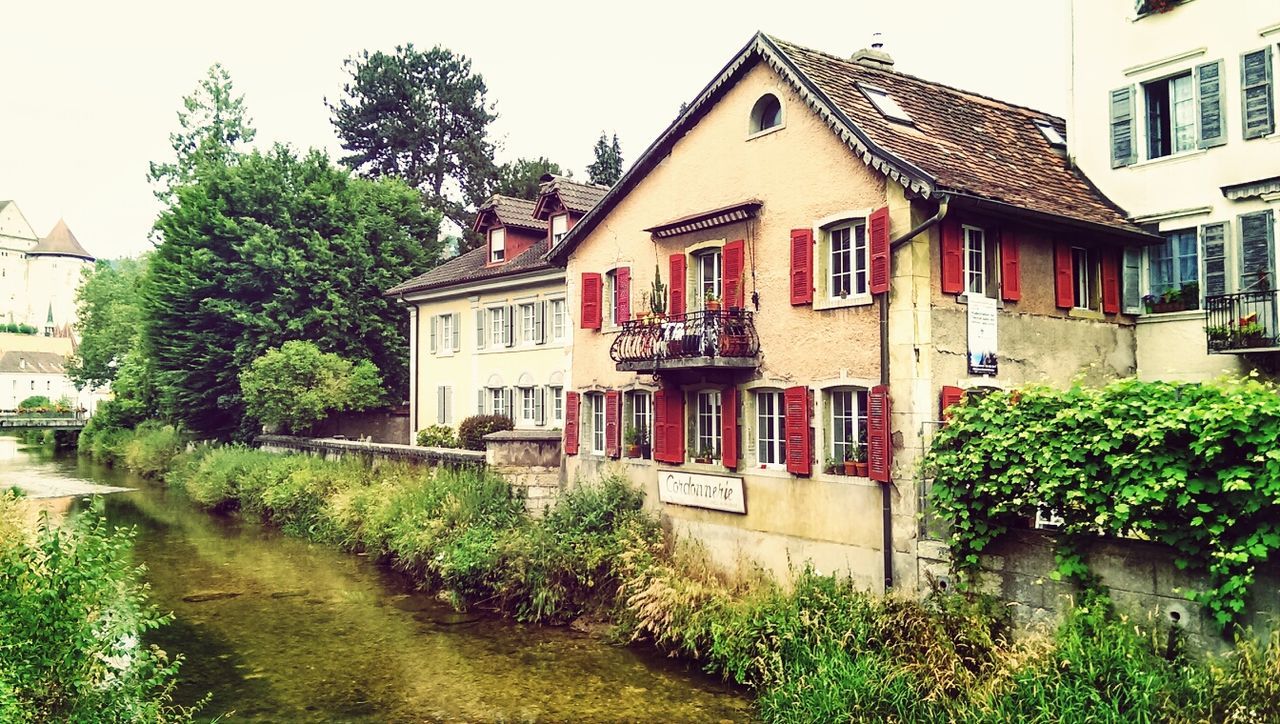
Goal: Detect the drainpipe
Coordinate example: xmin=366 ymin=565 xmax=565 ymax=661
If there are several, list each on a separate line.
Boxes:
xmin=877 ymin=195 xmax=950 ymax=592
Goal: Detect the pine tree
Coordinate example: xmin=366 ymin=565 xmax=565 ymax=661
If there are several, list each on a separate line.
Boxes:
xmin=586 ymin=131 xmax=623 ymax=186
xmin=147 ymin=64 xmax=256 ymax=201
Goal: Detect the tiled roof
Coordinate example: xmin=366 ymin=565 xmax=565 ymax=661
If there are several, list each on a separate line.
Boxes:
xmin=384 ymin=239 xmax=558 ymax=297
xmin=769 ymin=37 xmax=1134 ymax=231
xmin=30 ymin=219 xmax=94 ymax=260
xmin=0 ymin=350 xmax=66 ymax=375
xmin=536 ymin=176 xmax=609 ymax=217
xmin=474 ymin=195 xmax=545 ymax=233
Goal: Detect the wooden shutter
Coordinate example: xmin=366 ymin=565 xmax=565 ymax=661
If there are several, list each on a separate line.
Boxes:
xmin=604 ymin=390 xmax=621 ymax=458
xmin=615 ymin=267 xmax=631 ymax=323
xmin=437 ymin=386 xmax=446 ymax=424
xmin=652 ymin=388 xmax=667 ymax=461
xmin=1239 ymin=210 xmax=1275 ymax=290
xmin=475 ymin=309 xmax=486 ymax=350
xmin=429 ymin=315 xmax=438 ymax=354
xmin=868 ymin=206 xmax=891 ymax=295
xmin=503 ymin=306 xmax=514 ymax=347
xmin=581 ymin=273 xmax=602 ymax=329
xmin=790 ymin=228 xmax=813 ymax=305
xmin=724 ymin=239 xmax=745 ymax=308
xmin=721 ymin=385 xmax=738 ymax=470
xmin=668 ymin=254 xmax=687 ymax=316
xmin=1101 ymin=251 xmax=1121 ymax=314
xmin=1000 ymin=231 xmax=1021 ymax=301
xmin=535 ymin=300 xmax=546 ymax=344
xmin=1109 ymin=86 xmax=1137 ymax=168
xmin=535 ymin=387 xmax=546 ymax=426
xmin=867 ymin=385 xmax=892 ymax=483
xmin=653 ymin=386 xmax=685 ymax=464
xmin=452 ymin=313 xmax=461 ymax=352
xmin=1241 ymin=48 xmax=1275 ymax=140
xmin=940 ymin=219 xmax=963 ymax=294
xmin=1196 ymin=59 xmax=1226 ymax=148
xmin=1054 ymin=242 xmax=1075 ymax=309
xmin=477 ymin=388 xmax=486 ymax=415
xmin=940 ymin=385 xmax=965 ymax=422
xmin=504 ymin=387 xmax=514 ymax=419
xmin=1123 ymin=247 xmax=1144 ymax=314
xmin=564 ymin=391 xmax=580 ymax=455
xmin=1200 ymin=222 xmax=1229 ymax=298
xmin=783 ymin=386 xmax=811 ymax=476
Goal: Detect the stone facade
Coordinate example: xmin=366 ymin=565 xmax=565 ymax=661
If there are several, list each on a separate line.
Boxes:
xmin=483 ymin=429 xmax=563 ymax=515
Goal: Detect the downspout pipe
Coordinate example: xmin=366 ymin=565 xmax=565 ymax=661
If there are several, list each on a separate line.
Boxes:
xmin=877 ymin=194 xmax=950 ymax=592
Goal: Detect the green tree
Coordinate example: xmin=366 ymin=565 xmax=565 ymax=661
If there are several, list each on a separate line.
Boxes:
xmin=492 ymin=157 xmax=566 ymax=200
xmin=240 ymin=341 xmax=382 ymax=434
xmin=147 ymin=63 xmax=256 ymax=200
xmin=68 ymin=257 xmax=148 ymax=389
xmin=146 ymin=145 xmax=441 ymax=440
xmin=586 ymin=132 xmax=623 ymax=186
xmin=328 ymin=44 xmax=497 ymax=233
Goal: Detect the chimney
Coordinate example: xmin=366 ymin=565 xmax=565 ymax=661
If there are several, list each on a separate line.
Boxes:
xmin=852 ymin=32 xmax=895 ymax=70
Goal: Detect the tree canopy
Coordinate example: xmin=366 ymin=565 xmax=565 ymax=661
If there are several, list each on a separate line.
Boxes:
xmin=493 ymin=157 xmax=566 ymax=200
xmin=240 ymin=341 xmax=382 ymax=435
xmin=586 ymin=132 xmax=623 ymax=186
xmin=68 ymin=257 xmax=148 ymax=390
xmin=147 ymin=63 xmax=256 ymax=201
xmin=146 ymin=145 xmax=443 ymax=440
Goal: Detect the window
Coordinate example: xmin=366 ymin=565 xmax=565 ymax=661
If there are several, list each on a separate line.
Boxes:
xmin=962 ymin=225 xmax=1000 ymax=298
xmin=749 ymin=93 xmax=783 ymax=134
xmin=436 ymin=386 xmax=453 ymax=424
xmin=550 ymin=299 xmax=566 ymax=340
xmin=694 ymin=390 xmax=721 ymax=459
xmin=1072 ymin=247 xmax=1092 ymax=309
xmin=489 ymin=228 xmax=506 ymax=263
xmin=520 ymin=303 xmax=536 ymax=343
xmin=628 ymin=390 xmax=652 ymax=458
xmin=1144 ymin=72 xmax=1195 ymax=159
xmin=588 ymin=392 xmax=606 ymax=455
xmin=1034 ymin=120 xmax=1066 ymax=148
xmin=551 ymin=214 xmax=568 ymax=243
xmin=696 ymin=250 xmax=722 ymax=309
xmin=606 ymin=270 xmax=620 ymax=326
xmin=550 ymin=385 xmax=564 ymax=423
xmin=828 ymin=221 xmax=867 ymax=298
xmin=1148 ymin=229 xmax=1198 ymax=300
xmin=858 ymin=83 xmax=914 ymax=125
xmin=755 ymin=390 xmax=786 ymax=467
xmin=828 ymin=388 xmax=868 ymax=464
xmin=490 ymin=307 xmax=505 ymax=347
xmin=438 ymin=314 xmax=456 ymax=352
xmin=520 ymin=387 xmax=536 ymax=423
xmin=490 ymin=387 xmax=507 ymax=418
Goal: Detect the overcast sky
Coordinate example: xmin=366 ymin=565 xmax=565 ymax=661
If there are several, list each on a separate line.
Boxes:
xmin=0 ymin=0 xmax=1068 ymax=260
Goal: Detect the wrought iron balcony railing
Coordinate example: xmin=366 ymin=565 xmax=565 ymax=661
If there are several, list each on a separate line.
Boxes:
xmin=1205 ymin=290 xmax=1280 ymax=353
xmin=609 ymin=309 xmax=760 ymax=372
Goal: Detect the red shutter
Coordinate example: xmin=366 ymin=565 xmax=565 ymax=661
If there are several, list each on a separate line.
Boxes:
xmin=1054 ymin=243 xmax=1074 ymax=309
xmin=783 ymin=385 xmax=811 ymax=476
xmin=721 ymin=386 xmax=738 ymax=470
xmin=654 ymin=386 xmax=685 ymax=464
xmin=564 ymin=392 xmax=580 ymax=455
xmin=604 ymin=390 xmax=621 ymax=458
xmin=581 ymin=273 xmax=602 ymax=329
xmin=653 ymin=388 xmax=667 ymax=460
xmin=790 ymin=228 xmax=813 ymax=305
xmin=940 ymin=219 xmax=963 ymax=294
xmin=616 ymin=267 xmax=631 ymax=323
xmin=940 ymin=385 xmax=965 ymax=422
xmin=724 ymin=239 xmax=745 ymax=309
xmin=867 ymin=385 xmax=892 ymax=482
xmin=999 ymin=231 xmax=1022 ymax=301
xmin=869 ymin=206 xmax=890 ymax=295
xmin=1101 ymin=251 xmax=1120 ymax=314
xmin=668 ymin=254 xmax=687 ymax=316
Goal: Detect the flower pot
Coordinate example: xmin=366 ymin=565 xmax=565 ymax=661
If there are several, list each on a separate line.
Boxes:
xmin=694 ymin=457 xmax=712 ymax=465
xmin=854 ymin=462 xmax=869 ymax=477
xmin=706 ymin=300 xmax=721 ymax=312
xmin=843 ymin=460 xmax=856 ymax=475
xmin=626 ymin=444 xmax=641 ymax=458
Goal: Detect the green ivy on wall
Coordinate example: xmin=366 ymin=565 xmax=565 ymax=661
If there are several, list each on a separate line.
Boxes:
xmin=925 ymin=376 xmax=1280 ymax=632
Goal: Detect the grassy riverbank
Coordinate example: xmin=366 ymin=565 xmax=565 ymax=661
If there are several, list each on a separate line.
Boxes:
xmin=84 ymin=425 xmax=1280 ymax=722
xmin=0 ymin=493 xmax=198 ymax=722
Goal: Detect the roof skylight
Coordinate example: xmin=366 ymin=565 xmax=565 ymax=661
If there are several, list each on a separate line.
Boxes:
xmin=857 ymin=83 xmax=914 ymax=125
xmin=1034 ymin=120 xmax=1067 ymax=148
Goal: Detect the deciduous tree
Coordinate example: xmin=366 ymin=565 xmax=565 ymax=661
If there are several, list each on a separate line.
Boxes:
xmin=68 ymin=257 xmax=148 ymax=390
xmin=240 ymin=341 xmax=383 ymax=435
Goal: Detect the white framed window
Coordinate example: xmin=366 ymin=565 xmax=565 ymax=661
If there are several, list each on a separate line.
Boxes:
xmin=551 ymin=214 xmax=568 ymax=243
xmin=588 ymin=392 xmax=606 ymax=455
xmin=520 ymin=387 xmax=536 ymax=424
xmin=550 ymin=385 xmax=564 ymax=423
xmin=490 ymin=387 xmax=507 ymax=418
xmin=550 ymin=299 xmax=566 ymax=340
xmin=1144 ymin=72 xmax=1195 ymax=159
xmin=606 ymin=269 xmax=621 ymax=326
xmin=520 ymin=303 xmax=536 ymax=343
xmin=696 ymin=250 xmax=722 ymax=309
xmin=693 ymin=390 xmax=721 ymax=460
xmin=755 ymin=389 xmax=785 ymax=467
xmin=1072 ymin=247 xmax=1093 ymax=309
xmin=490 ymin=307 xmax=505 ymax=347
xmin=964 ymin=226 xmax=986 ymax=295
xmin=1148 ymin=229 xmax=1198 ymax=300
xmin=828 ymin=221 xmax=867 ymax=298
xmin=628 ymin=390 xmax=652 ymax=458
xmin=489 ymin=227 xmax=506 ymax=263
xmin=438 ymin=314 xmax=456 ymax=352
xmin=749 ymin=93 xmax=783 ymax=135
xmin=827 ymin=388 xmax=867 ymax=464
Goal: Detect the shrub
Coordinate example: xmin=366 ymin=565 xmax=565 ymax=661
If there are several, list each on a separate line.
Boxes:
xmin=457 ymin=414 xmax=513 ymax=450
xmin=16 ymin=396 xmax=49 ymax=412
xmin=121 ymin=423 xmax=185 ymax=478
xmin=239 ymin=340 xmax=384 ymax=435
xmin=416 ymin=424 xmax=458 ymax=448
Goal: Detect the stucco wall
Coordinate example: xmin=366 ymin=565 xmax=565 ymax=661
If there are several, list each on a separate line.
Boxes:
xmin=1135 ymin=312 xmax=1251 ymax=381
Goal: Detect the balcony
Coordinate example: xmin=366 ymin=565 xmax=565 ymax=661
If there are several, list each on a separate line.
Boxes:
xmin=1205 ymin=290 xmax=1280 ymax=353
xmin=610 ymin=309 xmax=760 ymax=373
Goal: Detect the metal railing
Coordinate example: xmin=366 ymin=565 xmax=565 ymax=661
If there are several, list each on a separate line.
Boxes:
xmin=1204 ymin=290 xmax=1279 ymax=352
xmin=609 ymin=309 xmax=760 ymax=366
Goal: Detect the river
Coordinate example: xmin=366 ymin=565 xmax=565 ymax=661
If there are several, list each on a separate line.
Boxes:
xmin=0 ymin=436 xmax=752 ymax=722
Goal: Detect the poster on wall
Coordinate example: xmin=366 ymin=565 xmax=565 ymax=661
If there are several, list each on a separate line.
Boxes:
xmin=967 ymin=294 xmax=998 ymax=376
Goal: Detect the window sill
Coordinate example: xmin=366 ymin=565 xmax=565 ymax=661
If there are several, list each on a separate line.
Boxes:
xmin=746 ymin=124 xmax=785 ymax=142
xmin=815 ymin=293 xmax=873 ymax=311
xmin=1136 ymin=309 xmax=1203 ymax=324
xmin=1068 ymin=308 xmax=1106 ymax=320
xmin=954 ymin=293 xmax=1005 ymax=308
xmin=1130 ymin=148 xmax=1207 ymax=169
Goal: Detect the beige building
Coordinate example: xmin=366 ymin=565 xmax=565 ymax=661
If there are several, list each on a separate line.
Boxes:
xmin=1068 ymin=1 xmax=1280 ymax=380
xmin=0 ymin=201 xmax=95 ymax=336
xmin=550 ymin=34 xmax=1154 ymax=592
xmin=386 ymin=178 xmax=606 ymax=442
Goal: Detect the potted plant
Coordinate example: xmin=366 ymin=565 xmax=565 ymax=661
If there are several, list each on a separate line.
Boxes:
xmin=1180 ymin=281 xmax=1200 ymax=311
xmin=852 ymin=446 xmax=868 ymax=477
xmin=650 ymin=266 xmax=668 ymax=320
xmin=624 ymin=423 xmax=641 ymax=458
xmin=824 ymin=455 xmax=840 ymax=475
xmin=693 ymin=445 xmax=715 ymax=464
xmin=1206 ymin=324 xmax=1232 ymax=347
xmin=1141 ymin=294 xmax=1157 ymax=314
xmin=1238 ymin=321 xmax=1267 ymax=347
xmin=705 ymin=290 xmax=721 ymax=312
xmin=636 ymin=425 xmax=650 ymax=458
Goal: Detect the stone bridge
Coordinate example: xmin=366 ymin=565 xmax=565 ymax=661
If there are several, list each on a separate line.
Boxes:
xmin=0 ymin=415 xmax=86 ymax=430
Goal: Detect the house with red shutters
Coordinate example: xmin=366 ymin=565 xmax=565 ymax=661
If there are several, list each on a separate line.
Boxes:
xmin=547 ymin=33 xmax=1156 ymax=592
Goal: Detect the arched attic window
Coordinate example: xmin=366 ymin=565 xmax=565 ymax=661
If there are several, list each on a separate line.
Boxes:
xmin=749 ymin=93 xmax=783 ymax=135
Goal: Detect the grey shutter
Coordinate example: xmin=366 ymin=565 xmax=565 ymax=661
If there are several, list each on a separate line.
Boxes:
xmin=477 ymin=388 xmax=486 ymax=415
xmin=1201 ymin=222 xmax=1229 ymax=298
xmin=503 ymin=306 xmax=514 ymax=347
xmin=1239 ymin=210 xmax=1276 ymax=291
xmin=504 ymin=387 xmax=515 ymax=420
xmin=1196 ymin=59 xmax=1226 ymax=148
xmin=535 ymin=386 xmax=546 ymax=426
xmin=535 ymin=300 xmax=546 ymax=345
xmin=1109 ymin=86 xmax=1137 ymax=167
xmin=1122 ymin=247 xmax=1143 ymax=314
xmin=475 ymin=309 xmax=486 ymax=350
xmin=437 ymin=386 xmax=445 ymax=424
xmin=452 ymin=313 xmax=461 ymax=352
xmin=445 ymin=387 xmax=453 ymax=424
xmin=429 ymin=315 xmax=438 ymax=354
xmin=1242 ymin=48 xmax=1275 ymax=140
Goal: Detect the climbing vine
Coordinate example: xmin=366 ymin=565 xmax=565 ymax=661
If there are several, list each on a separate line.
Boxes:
xmin=925 ymin=376 xmax=1280 ymax=632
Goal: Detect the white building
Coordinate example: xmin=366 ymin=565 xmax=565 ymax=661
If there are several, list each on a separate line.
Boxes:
xmin=1069 ymin=1 xmax=1280 ymax=380
xmin=0 ymin=201 xmax=95 ymax=336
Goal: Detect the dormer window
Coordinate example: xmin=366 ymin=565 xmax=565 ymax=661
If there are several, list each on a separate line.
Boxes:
xmin=489 ymin=227 xmax=506 ymax=263
xmin=858 ymin=83 xmax=914 ymax=126
xmin=551 ymin=214 xmax=568 ymax=243
xmin=749 ymin=94 xmax=783 ymax=135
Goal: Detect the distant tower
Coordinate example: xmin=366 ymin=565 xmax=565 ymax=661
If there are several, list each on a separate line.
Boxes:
xmin=27 ymin=219 xmax=95 ymax=336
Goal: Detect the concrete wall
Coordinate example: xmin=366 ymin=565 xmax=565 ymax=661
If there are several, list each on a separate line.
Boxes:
xmin=257 ymin=434 xmax=484 ymax=467
xmin=313 ymin=406 xmax=411 ymax=445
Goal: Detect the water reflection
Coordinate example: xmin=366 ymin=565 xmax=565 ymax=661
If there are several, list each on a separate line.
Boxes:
xmin=0 ymin=436 xmax=752 ymax=722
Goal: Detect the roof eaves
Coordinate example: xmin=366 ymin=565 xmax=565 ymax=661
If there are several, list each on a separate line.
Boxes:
xmin=946 ymin=192 xmax=1160 ymax=246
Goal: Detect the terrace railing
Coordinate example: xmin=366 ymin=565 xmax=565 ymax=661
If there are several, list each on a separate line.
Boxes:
xmin=610 ymin=309 xmax=760 ymax=372
xmin=1205 ymin=290 xmax=1280 ymax=353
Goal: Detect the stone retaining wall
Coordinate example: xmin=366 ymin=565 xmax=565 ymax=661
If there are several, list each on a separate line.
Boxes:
xmin=257 ymin=435 xmax=484 ymax=467
xmin=483 ymin=429 xmax=563 ymax=515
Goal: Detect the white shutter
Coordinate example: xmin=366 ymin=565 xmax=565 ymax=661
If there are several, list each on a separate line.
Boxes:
xmin=1239 ymin=211 xmax=1275 ymax=291
xmin=503 ymin=306 xmax=514 ymax=347
xmin=475 ymin=309 xmax=486 ymax=350
xmin=1241 ymin=48 xmax=1275 ymax=140
xmin=1122 ymin=247 xmax=1143 ymax=314
xmin=452 ymin=313 xmax=461 ymax=352
xmin=535 ymin=386 xmax=546 ymax=426
xmin=1196 ymin=59 xmax=1226 ymax=149
xmin=477 ymin=388 xmax=486 ymax=415
xmin=437 ymin=386 xmax=445 ymax=424
xmin=1109 ymin=86 xmax=1137 ymax=168
xmin=535 ymin=300 xmax=546 ymax=345
xmin=1201 ymin=222 xmax=1230 ymax=298
xmin=429 ymin=315 xmax=438 ymax=354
